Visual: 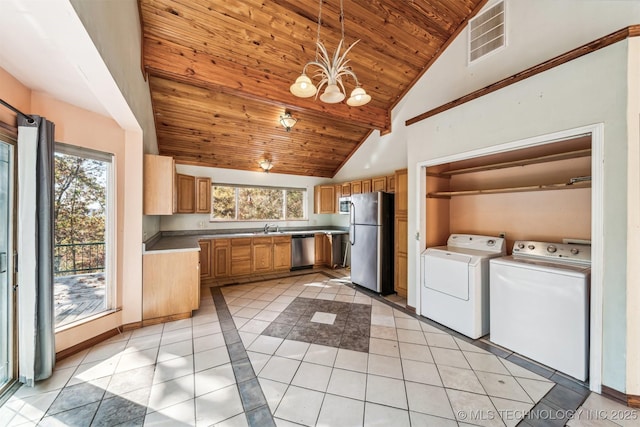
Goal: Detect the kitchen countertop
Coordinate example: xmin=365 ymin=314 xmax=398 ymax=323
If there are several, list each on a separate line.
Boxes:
xmin=143 ymin=228 xmax=349 ymax=253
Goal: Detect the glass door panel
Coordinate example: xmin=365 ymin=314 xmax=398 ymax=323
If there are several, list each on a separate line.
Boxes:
xmin=0 ymin=140 xmax=13 ymax=390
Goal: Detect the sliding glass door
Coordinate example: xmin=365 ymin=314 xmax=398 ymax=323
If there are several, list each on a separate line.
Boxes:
xmin=0 ymin=139 xmax=14 ymax=392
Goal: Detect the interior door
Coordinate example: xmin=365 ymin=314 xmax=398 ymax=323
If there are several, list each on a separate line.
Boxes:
xmin=0 ymin=140 xmax=14 ymax=392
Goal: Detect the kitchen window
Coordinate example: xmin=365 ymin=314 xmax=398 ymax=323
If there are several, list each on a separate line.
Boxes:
xmin=211 ymin=185 xmax=306 ymax=221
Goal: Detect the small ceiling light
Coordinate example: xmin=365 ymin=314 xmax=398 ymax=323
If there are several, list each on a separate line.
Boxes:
xmin=289 ymin=0 xmax=371 ymax=107
xmin=279 ymin=112 xmax=298 ymax=132
xmin=259 ymin=159 xmax=273 ymax=173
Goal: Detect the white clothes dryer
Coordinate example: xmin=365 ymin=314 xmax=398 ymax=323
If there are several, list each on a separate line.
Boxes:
xmin=421 ymin=234 xmax=506 ymax=339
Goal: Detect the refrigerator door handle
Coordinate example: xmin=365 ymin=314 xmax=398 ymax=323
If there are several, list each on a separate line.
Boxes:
xmin=349 ymin=202 xmax=355 ymax=245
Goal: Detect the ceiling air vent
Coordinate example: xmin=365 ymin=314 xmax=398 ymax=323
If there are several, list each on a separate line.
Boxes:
xmin=469 ymin=1 xmax=505 ymax=63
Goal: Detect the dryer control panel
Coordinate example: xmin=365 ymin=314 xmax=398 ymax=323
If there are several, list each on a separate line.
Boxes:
xmin=447 ymin=234 xmax=506 ymax=254
xmin=512 ymin=241 xmax=591 ymax=264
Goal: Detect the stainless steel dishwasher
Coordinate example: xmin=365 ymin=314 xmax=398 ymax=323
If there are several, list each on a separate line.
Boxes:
xmin=291 ymin=234 xmax=315 ymax=270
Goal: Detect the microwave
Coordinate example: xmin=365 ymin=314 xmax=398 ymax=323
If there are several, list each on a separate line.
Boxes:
xmin=338 ymin=196 xmax=351 ymax=214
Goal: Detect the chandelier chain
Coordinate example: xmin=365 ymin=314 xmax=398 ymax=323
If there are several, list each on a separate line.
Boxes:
xmin=315 ymin=0 xmax=322 ymax=60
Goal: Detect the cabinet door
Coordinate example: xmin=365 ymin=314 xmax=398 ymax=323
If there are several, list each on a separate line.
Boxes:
xmin=341 ymin=183 xmax=351 ymax=197
xmin=351 ymin=181 xmax=362 ymax=194
xmin=372 ymin=176 xmax=387 ymax=192
xmin=395 ymin=169 xmax=408 ymax=216
xmin=315 ymin=185 xmax=335 ymax=214
xmin=213 ymin=240 xmax=230 ymax=278
xmin=387 ymin=174 xmax=396 ymax=193
xmin=273 ymin=237 xmax=292 ymax=271
xmin=143 ymin=154 xmax=175 ymax=215
xmin=252 ymin=237 xmax=273 ymax=273
xmin=199 ymin=240 xmax=212 ymax=278
xmin=230 ymin=238 xmax=252 ymax=276
xmin=361 ymin=179 xmax=372 ymax=193
xmin=395 ymin=216 xmax=408 ymax=297
xmin=176 ymin=174 xmax=196 ymax=213
xmin=195 ymin=177 xmax=211 ymax=214
xmin=314 ymin=234 xmax=326 ymax=265
xmin=334 ymin=184 xmax=342 ymax=214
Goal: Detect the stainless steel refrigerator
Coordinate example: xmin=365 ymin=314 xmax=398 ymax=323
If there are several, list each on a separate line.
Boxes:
xmin=349 ymin=192 xmax=394 ymax=294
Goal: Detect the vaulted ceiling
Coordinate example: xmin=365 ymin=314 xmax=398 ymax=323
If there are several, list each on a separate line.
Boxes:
xmin=139 ymin=0 xmax=488 ymax=177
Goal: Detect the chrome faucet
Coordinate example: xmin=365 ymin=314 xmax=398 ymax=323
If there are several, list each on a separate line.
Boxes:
xmin=264 ymin=223 xmax=277 ymax=233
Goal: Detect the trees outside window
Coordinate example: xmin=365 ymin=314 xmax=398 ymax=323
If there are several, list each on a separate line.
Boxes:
xmin=211 ymin=185 xmax=306 ymax=221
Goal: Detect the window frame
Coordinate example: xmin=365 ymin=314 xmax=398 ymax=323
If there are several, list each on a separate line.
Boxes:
xmin=210 ymin=183 xmax=307 ymax=222
xmin=53 ymin=143 xmax=115 ymax=330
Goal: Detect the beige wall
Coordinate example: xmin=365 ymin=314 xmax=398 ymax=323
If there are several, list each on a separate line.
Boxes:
xmin=0 ymin=66 xmax=143 ymax=352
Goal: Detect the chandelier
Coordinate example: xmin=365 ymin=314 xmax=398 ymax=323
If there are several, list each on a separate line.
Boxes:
xmin=289 ymin=0 xmax=371 ymax=107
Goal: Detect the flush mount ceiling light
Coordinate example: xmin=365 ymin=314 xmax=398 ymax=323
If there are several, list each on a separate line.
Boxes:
xmin=259 ymin=159 xmax=273 ymax=173
xmin=289 ymin=0 xmax=371 ymax=107
xmin=279 ymin=112 xmax=298 ymax=132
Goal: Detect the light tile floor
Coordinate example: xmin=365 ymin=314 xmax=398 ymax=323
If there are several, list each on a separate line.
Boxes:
xmin=1 ymin=269 xmax=638 ymax=426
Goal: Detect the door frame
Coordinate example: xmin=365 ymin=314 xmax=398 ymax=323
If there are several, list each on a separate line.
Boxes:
xmin=415 ymin=123 xmax=604 ymax=393
xmin=0 ymin=131 xmax=18 ymax=399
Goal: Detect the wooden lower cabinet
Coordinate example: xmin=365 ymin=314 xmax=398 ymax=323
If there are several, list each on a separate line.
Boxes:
xmin=314 ymin=233 xmax=332 ymax=266
xmin=199 ymin=240 xmax=212 ymax=278
xmin=252 ymin=237 xmax=273 ymax=273
xmin=231 ymin=238 xmax=252 ymax=276
xmin=273 ymin=236 xmax=292 ymax=271
xmin=213 ymin=239 xmax=230 ymax=278
xmin=142 ymin=250 xmax=200 ymax=321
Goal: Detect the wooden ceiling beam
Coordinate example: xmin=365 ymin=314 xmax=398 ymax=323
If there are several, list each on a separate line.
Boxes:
xmin=143 ymin=37 xmax=390 ymax=131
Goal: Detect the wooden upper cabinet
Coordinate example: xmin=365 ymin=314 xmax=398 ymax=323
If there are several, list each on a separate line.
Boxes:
xmin=195 ymin=177 xmax=211 ymax=214
xmin=341 ymin=182 xmax=351 ymax=197
xmin=351 ymin=180 xmax=362 ymax=194
xmin=334 ymin=184 xmax=342 ymax=214
xmin=144 ymin=154 xmax=175 ymax=215
xmin=315 ymin=185 xmax=335 ymax=214
xmin=372 ymin=176 xmax=387 ymax=192
xmin=176 ymin=174 xmax=196 ymax=213
xmin=362 ymin=179 xmax=372 ymax=193
xmin=387 ymin=174 xmax=396 ymax=193
xmin=395 ymin=169 xmax=408 ymax=216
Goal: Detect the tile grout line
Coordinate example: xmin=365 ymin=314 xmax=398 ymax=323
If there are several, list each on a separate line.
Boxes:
xmin=210 ymin=286 xmax=277 ymax=427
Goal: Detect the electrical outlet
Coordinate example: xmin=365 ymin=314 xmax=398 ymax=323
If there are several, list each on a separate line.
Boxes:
xmin=499 ymin=232 xmax=506 ymax=238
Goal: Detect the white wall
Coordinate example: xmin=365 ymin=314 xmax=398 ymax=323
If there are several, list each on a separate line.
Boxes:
xmin=160 ymin=164 xmax=340 ymax=232
xmin=384 ymin=0 xmax=638 ymax=394
xmin=69 ymin=0 xmax=161 ymax=240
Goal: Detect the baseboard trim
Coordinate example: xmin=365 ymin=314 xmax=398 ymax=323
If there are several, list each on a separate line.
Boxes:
xmin=141 ymin=312 xmax=191 ymax=327
xmin=121 ymin=321 xmax=143 ymax=332
xmin=601 ymin=385 xmax=640 ymax=408
xmin=55 ymin=328 xmax=120 ymax=362
xmin=406 ymin=304 xmax=416 ymax=314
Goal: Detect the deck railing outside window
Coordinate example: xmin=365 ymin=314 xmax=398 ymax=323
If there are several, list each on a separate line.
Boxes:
xmin=54 ymin=242 xmax=105 ymax=276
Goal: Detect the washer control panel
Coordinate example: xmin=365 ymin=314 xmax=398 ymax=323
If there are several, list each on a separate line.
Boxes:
xmin=512 ymin=240 xmax=591 ymax=264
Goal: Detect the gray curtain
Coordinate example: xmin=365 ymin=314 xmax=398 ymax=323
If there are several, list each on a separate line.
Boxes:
xmin=17 ymin=115 xmax=55 ymax=385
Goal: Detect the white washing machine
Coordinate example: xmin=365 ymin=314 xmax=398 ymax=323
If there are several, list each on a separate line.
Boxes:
xmin=490 ymin=241 xmax=591 ymax=381
xmin=421 ymin=234 xmax=506 ymax=339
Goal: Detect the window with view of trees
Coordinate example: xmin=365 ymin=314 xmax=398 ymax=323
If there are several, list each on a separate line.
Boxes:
xmin=54 ymin=144 xmax=113 ymax=329
xmin=211 ymin=185 xmax=306 ymax=221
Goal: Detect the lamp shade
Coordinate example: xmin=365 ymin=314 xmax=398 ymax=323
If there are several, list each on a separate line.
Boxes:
xmin=290 ymin=74 xmax=317 ymax=98
xmin=347 ymin=87 xmax=372 ymax=106
xmin=279 ymin=113 xmax=298 ymax=132
xmin=319 ymin=84 xmax=345 ymax=103
xmin=259 ymin=160 xmax=273 ymax=172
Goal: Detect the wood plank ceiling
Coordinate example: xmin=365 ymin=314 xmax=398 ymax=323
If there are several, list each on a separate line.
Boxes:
xmin=139 ymin=0 xmax=488 ymax=177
